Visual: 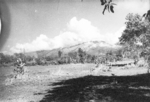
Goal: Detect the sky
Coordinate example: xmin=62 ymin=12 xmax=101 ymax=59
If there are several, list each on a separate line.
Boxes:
xmin=0 ymin=0 xmax=149 ymax=54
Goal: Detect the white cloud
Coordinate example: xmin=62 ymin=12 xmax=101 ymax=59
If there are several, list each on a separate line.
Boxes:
xmin=67 ymin=17 xmax=102 ymax=41
xmin=10 ymin=34 xmax=54 ymax=53
xmin=104 ymin=26 xmax=125 ymax=44
xmin=10 ymin=17 xmax=125 ymax=53
xmin=53 ymin=17 xmax=103 ymax=47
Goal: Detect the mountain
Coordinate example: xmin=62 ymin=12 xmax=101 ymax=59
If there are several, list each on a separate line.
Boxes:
xmin=25 ymin=41 xmax=121 ymax=58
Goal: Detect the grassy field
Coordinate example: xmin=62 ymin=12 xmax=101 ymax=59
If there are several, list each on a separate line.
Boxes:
xmin=0 ymin=64 xmax=95 ymax=102
xmin=0 ymin=63 xmax=150 ymax=102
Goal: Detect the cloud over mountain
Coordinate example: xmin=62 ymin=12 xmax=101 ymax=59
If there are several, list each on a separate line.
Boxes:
xmin=10 ymin=17 xmax=124 ymax=53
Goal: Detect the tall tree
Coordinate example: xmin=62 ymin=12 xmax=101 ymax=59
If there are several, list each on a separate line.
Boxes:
xmin=119 ymin=13 xmax=150 ymax=72
xmin=58 ymin=50 xmax=62 ymax=58
xmin=119 ymin=13 xmax=147 ymax=46
xmin=78 ymin=48 xmax=85 ymax=63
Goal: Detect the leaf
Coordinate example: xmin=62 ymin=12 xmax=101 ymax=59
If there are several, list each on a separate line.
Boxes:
xmin=102 ymin=5 xmax=108 ymax=15
xmin=146 ymin=10 xmax=150 ymax=18
xmin=110 ymin=5 xmax=114 ymax=13
xmin=108 ymin=4 xmax=110 ymax=12
xmin=143 ymin=13 xmax=147 ymax=17
xmin=100 ymin=0 xmax=106 ymax=5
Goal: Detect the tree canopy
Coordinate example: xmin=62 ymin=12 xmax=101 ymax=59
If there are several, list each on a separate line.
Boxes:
xmin=119 ymin=13 xmax=150 ymax=47
xmin=119 ymin=12 xmax=150 ymax=60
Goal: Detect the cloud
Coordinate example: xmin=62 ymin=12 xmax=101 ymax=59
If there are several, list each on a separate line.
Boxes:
xmin=104 ymin=26 xmax=125 ymax=44
xmin=10 ymin=17 xmax=124 ymax=53
xmin=10 ymin=34 xmax=54 ymax=53
xmin=54 ymin=17 xmax=103 ymax=46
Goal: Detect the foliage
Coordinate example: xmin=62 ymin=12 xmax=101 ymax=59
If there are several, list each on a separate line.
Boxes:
xmin=105 ymin=50 xmax=115 ymax=62
xmin=82 ymin=0 xmax=116 ymax=15
xmin=58 ymin=50 xmax=62 ymax=58
xmin=0 ymin=53 xmax=15 ymax=65
xmin=101 ymin=0 xmax=116 ymax=15
xmin=35 ymin=58 xmax=47 ymax=65
xmin=114 ymin=49 xmax=123 ymax=60
xmin=85 ymin=54 xmax=96 ymax=63
xmin=119 ymin=12 xmax=150 ymax=49
xmin=0 ymin=47 xmax=124 ymax=66
xmin=14 ymin=53 xmax=26 ymax=63
xmin=25 ymin=56 xmax=34 ymax=62
xmin=45 ymin=56 xmax=57 ymax=61
xmin=57 ymin=57 xmax=71 ymax=64
xmin=78 ymin=48 xmax=86 ymax=63
xmin=68 ymin=51 xmax=78 ymax=60
xmin=119 ymin=13 xmax=147 ymax=46
xmin=143 ymin=10 xmax=150 ymax=22
xmin=119 ymin=12 xmax=150 ymax=71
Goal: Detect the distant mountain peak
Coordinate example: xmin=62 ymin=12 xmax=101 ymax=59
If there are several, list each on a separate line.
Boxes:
xmin=25 ymin=40 xmax=120 ymax=58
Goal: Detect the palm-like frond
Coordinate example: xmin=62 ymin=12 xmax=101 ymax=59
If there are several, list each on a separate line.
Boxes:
xmin=82 ymin=0 xmax=116 ymax=15
xmin=100 ymin=0 xmax=107 ymax=5
xmin=102 ymin=4 xmax=108 ymax=15
xmin=146 ymin=10 xmax=150 ymax=18
xmin=102 ymin=0 xmax=116 ymax=14
xmin=110 ymin=5 xmax=114 ymax=13
xmin=143 ymin=13 xmax=146 ymax=17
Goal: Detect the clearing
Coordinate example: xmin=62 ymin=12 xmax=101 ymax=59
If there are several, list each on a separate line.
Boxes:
xmin=0 ymin=63 xmax=150 ymax=102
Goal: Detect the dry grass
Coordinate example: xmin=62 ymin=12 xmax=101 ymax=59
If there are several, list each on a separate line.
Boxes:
xmin=0 ymin=63 xmax=149 ymax=102
xmin=0 ymin=64 xmax=95 ymax=102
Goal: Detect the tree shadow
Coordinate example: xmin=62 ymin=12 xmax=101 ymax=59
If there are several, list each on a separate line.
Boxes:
xmin=39 ymin=74 xmax=150 ymax=102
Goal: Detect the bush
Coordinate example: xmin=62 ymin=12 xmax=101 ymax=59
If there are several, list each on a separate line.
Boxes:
xmin=25 ymin=61 xmax=37 ymax=66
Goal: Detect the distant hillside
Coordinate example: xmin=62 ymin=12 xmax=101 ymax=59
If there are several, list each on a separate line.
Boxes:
xmin=25 ymin=41 xmax=121 ymax=58
xmin=62 ymin=41 xmax=118 ymax=55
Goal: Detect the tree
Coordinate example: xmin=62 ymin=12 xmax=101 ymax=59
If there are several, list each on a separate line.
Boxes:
xmin=68 ymin=51 xmax=78 ymax=60
xmin=119 ymin=11 xmax=150 ymax=47
xmin=105 ymin=50 xmax=114 ymax=62
xmin=119 ymin=13 xmax=149 ymax=58
xmin=114 ymin=49 xmax=123 ymax=60
xmin=0 ymin=53 xmax=5 ymax=64
xmin=58 ymin=50 xmax=62 ymax=58
xmin=0 ymin=53 xmax=15 ymax=65
xmin=119 ymin=13 xmax=150 ymax=72
xmin=119 ymin=13 xmax=147 ymax=45
xmin=78 ymin=48 xmax=86 ymax=63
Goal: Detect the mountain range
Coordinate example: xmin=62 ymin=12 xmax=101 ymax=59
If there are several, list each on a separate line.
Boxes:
xmin=24 ymin=41 xmax=121 ymax=58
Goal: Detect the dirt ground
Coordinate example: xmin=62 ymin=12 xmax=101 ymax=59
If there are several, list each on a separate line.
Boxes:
xmin=0 ymin=64 xmax=94 ymax=102
xmin=0 ymin=63 xmax=149 ymax=102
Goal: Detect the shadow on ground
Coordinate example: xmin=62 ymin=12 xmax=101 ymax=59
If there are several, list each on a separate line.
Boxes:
xmin=39 ymin=74 xmax=150 ymax=102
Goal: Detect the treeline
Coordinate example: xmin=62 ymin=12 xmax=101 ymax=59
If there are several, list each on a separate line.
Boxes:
xmin=0 ymin=47 xmax=128 ymax=67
